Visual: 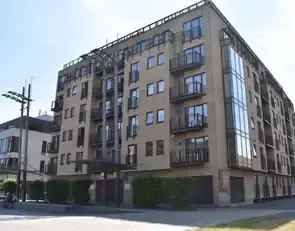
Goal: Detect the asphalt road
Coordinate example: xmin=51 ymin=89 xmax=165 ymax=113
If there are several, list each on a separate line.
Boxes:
xmin=1 ymin=199 xmax=295 ymax=231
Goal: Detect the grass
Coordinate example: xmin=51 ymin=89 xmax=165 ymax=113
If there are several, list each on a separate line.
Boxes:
xmin=199 ymin=215 xmax=295 ymax=231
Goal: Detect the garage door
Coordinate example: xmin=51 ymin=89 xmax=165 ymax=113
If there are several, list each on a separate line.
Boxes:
xmin=230 ymin=176 xmax=245 ymax=203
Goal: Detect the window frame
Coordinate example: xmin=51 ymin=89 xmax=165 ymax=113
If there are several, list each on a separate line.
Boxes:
xmin=156 ymin=140 xmax=165 ymax=155
xmin=146 ymin=111 xmax=154 ymax=126
xmin=145 ymin=141 xmax=153 ymax=157
xmin=147 ymin=56 xmax=156 ymax=69
xmin=157 ymin=109 xmax=165 ymax=123
xmin=147 ymin=82 xmax=155 ymax=96
xmin=157 ymin=80 xmax=165 ymax=93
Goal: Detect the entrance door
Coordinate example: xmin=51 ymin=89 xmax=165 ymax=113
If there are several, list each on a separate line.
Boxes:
xmin=230 ymin=176 xmax=245 ymax=203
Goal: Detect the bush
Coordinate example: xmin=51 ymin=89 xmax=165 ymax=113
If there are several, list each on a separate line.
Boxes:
xmin=2 ymin=179 xmax=16 ymax=194
xmin=133 ymin=176 xmax=197 ymax=209
xmin=29 ymin=180 xmax=44 ymax=201
xmin=133 ymin=176 xmax=163 ymax=208
xmin=47 ymin=180 xmax=70 ymax=203
xmin=72 ymin=180 xmax=92 ymax=204
xmin=0 ymin=181 xmax=3 ymax=192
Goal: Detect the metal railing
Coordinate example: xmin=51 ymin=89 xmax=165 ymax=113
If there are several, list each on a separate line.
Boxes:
xmin=170 ymin=52 xmax=204 ymax=73
xmin=171 ymin=114 xmax=208 ymax=134
xmin=170 ymin=83 xmax=206 ymax=103
xmin=170 ymin=147 xmax=209 ymax=167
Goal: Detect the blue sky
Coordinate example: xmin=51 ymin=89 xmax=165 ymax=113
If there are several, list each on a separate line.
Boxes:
xmin=0 ymin=0 xmax=294 ymax=123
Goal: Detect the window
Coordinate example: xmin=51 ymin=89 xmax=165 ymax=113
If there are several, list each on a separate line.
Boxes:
xmin=105 ymin=100 xmax=112 ymax=114
xmin=146 ymin=142 xmax=153 ymax=156
xmin=62 ymin=131 xmax=67 ymax=142
xmin=81 ymin=81 xmax=88 ymax=99
xmin=128 ymin=116 xmax=139 ymax=138
xmin=40 ymin=161 xmax=45 ymax=173
xmin=157 ymin=109 xmax=165 ymax=123
xmin=75 ymin=152 xmax=83 ymax=172
xmin=146 ymin=111 xmax=154 ymax=125
xmin=157 ymin=53 xmax=165 ymax=65
xmin=252 ymin=144 xmax=257 ymax=157
xmin=185 ymin=104 xmax=208 ymax=127
xmin=70 ymin=107 xmax=75 ymax=118
xmin=127 ymin=144 xmax=137 ymax=167
xmin=72 ymin=85 xmax=78 ymax=96
xmin=183 ymin=17 xmax=203 ymax=41
xmin=41 ymin=141 xmax=47 ymax=153
xmin=250 ymin=117 xmax=255 ymax=130
xmin=68 ymin=130 xmax=73 ymax=141
xmin=64 ymin=108 xmax=69 ymax=119
xmin=77 ymin=127 xmax=85 ymax=147
xmin=67 ymin=88 xmax=71 ymax=97
xmin=60 ymin=154 xmax=65 ymax=165
xmin=156 ymin=140 xmax=164 ymax=155
xmin=106 ymin=78 xmax=113 ymax=91
xmin=184 ymin=45 xmax=204 ymax=65
xmin=157 ymin=80 xmax=165 ymax=93
xmin=184 ymin=73 xmax=207 ymax=95
xmin=130 ymin=62 xmax=141 ymax=82
xmin=129 ymin=88 xmax=139 ymax=109
xmin=79 ymin=104 xmax=86 ymax=122
xmin=147 ymin=83 xmax=155 ymax=96
xmin=66 ymin=153 xmax=71 ymax=164
xmin=147 ymin=56 xmax=156 ymax=69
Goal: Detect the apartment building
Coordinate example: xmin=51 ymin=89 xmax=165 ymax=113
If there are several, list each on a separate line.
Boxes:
xmin=51 ymin=0 xmax=295 ymax=206
xmin=0 ymin=116 xmax=52 ymax=182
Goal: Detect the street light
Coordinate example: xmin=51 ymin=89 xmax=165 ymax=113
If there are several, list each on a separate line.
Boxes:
xmin=1 ymin=84 xmax=32 ymax=202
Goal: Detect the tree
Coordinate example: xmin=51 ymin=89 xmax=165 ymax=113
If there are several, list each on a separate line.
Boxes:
xmin=2 ymin=179 xmax=16 ymax=194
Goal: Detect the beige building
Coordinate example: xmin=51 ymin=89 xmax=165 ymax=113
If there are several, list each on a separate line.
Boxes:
xmin=50 ymin=0 xmax=295 ymax=206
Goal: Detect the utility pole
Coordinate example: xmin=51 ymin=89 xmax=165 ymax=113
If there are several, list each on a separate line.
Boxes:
xmin=16 ymin=87 xmax=25 ymax=201
xmin=22 ymin=83 xmax=31 ymax=202
xmin=2 ymin=85 xmax=32 ymax=202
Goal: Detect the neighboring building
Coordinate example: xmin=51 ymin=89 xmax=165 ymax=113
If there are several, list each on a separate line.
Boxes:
xmin=0 ymin=116 xmax=52 ymax=183
xmin=50 ymin=0 xmax=295 ymax=206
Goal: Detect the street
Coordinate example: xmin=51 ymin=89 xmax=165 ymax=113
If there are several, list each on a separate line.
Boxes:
xmin=1 ymin=199 xmax=295 ymax=231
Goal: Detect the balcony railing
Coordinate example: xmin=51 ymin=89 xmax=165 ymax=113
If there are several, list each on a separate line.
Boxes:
xmin=170 ymin=52 xmax=204 ymax=74
xmin=51 ymin=100 xmax=63 ymax=112
xmin=171 ymin=114 xmax=208 ymax=134
xmin=170 ymin=84 xmax=206 ymax=103
xmin=125 ymin=154 xmax=137 ymax=170
xmin=128 ymin=97 xmax=138 ymax=110
xmin=47 ymin=143 xmax=58 ymax=154
xmin=129 ymin=71 xmax=140 ymax=83
xmin=170 ymin=147 xmax=209 ymax=168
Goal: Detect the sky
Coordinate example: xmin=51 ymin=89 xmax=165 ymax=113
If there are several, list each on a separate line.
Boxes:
xmin=0 ymin=0 xmax=294 ymax=123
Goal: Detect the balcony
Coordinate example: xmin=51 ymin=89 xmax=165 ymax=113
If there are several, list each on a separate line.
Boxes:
xmin=261 ymin=88 xmax=269 ymax=104
xmin=51 ymin=100 xmax=63 ymax=112
xmin=128 ymin=97 xmax=138 ymax=110
xmin=170 ymin=52 xmax=204 ymax=74
xmin=129 ymin=71 xmax=140 ymax=83
xmin=171 ymin=114 xmax=208 ymax=134
xmin=170 ymin=147 xmax=209 ymax=168
xmin=47 ymin=143 xmax=58 ymax=154
xmin=127 ymin=126 xmax=138 ymax=138
xmin=91 ymin=108 xmax=103 ymax=122
xmin=170 ymin=84 xmax=206 ymax=103
xmin=105 ymin=109 xmax=114 ymax=119
xmin=125 ymin=154 xmax=137 ymax=170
